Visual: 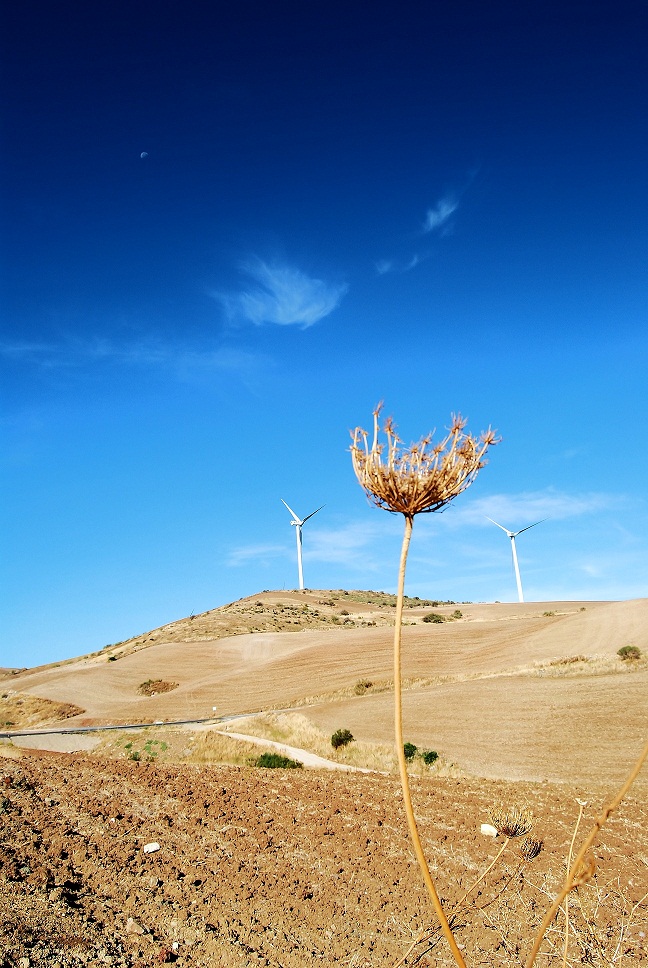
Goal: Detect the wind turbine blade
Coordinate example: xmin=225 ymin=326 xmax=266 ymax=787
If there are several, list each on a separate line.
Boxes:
xmin=486 ymin=516 xmax=511 ymax=534
xmin=280 ymin=499 xmax=301 ymax=523
xmin=513 ymin=519 xmax=547 ymax=536
xmin=301 ymin=504 xmax=325 ymax=525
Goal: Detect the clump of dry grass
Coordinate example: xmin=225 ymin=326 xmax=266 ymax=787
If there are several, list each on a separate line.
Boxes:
xmin=185 ymin=731 xmax=265 ymax=766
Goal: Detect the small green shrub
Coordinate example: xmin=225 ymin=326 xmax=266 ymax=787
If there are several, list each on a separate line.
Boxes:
xmin=331 ymin=728 xmax=354 ymax=749
xmin=543 ymin=611 xmax=556 ymax=617
xmin=403 ymin=742 xmax=417 ymax=761
xmin=422 ymin=749 xmax=439 ymax=766
xmin=129 ymin=750 xmax=141 ymax=762
xmin=423 ymin=612 xmax=444 ymax=623
xmin=255 ymin=752 xmax=303 ymax=769
xmin=618 ymin=645 xmax=641 ymax=661
xmin=451 ymin=609 xmax=463 ymax=619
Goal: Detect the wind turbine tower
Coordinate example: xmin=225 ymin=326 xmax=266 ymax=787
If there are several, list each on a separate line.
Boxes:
xmin=487 ymin=517 xmax=546 ymax=603
xmin=281 ymin=499 xmax=324 ymax=590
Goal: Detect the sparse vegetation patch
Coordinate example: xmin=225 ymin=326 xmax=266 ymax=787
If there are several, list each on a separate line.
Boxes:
xmin=353 ymin=679 xmax=373 ymax=695
xmin=0 ymin=693 xmax=84 ymax=730
xmin=137 ymin=679 xmax=178 ymax=696
xmin=253 ymin=752 xmax=303 ymax=769
xmin=422 ymin=612 xmax=445 ymax=623
xmin=618 ymin=644 xmax=641 ymax=661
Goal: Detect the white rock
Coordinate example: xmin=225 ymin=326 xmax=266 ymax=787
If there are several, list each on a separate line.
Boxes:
xmin=143 ymin=841 xmax=161 ymax=853
xmin=480 ymin=823 xmax=498 ymax=837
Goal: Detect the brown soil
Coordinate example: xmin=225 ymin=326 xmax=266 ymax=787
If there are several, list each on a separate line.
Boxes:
xmin=1 ymin=752 xmax=646 ymax=967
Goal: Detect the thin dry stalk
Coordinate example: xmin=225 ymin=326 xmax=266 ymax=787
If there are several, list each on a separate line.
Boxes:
xmin=525 ymin=736 xmax=648 ymax=968
xmin=351 ymin=404 xmax=498 ymax=968
xmin=454 ymin=837 xmax=511 ymax=912
xmin=562 ymin=800 xmax=586 ymax=968
xmin=393 ymin=516 xmax=466 ymax=968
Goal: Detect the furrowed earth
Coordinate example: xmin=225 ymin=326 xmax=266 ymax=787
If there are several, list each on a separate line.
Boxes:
xmin=1 ymin=591 xmax=647 ymax=966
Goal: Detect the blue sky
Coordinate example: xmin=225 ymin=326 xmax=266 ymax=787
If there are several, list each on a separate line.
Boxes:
xmin=1 ymin=1 xmax=647 ymax=667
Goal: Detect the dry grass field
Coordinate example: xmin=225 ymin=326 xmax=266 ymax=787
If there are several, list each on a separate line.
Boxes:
xmin=1 ymin=591 xmax=647 ymax=966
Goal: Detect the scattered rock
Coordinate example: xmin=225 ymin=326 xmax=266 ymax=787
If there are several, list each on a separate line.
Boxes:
xmin=480 ymin=823 xmax=498 ymax=837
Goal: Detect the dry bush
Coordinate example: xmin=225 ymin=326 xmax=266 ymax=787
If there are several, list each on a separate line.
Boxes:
xmin=137 ymin=679 xmax=178 ymax=696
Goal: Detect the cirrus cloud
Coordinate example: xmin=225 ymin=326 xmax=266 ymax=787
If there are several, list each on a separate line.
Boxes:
xmin=423 ymin=194 xmax=458 ymax=232
xmin=218 ymin=258 xmax=347 ymax=328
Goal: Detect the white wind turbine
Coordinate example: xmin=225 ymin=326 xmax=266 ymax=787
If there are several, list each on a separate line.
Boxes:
xmin=486 ymin=517 xmax=546 ymax=603
xmin=281 ymin=499 xmax=324 ymax=590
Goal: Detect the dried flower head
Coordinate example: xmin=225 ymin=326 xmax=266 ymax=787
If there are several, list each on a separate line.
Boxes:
xmin=488 ymin=806 xmax=534 ymax=838
xmin=520 ymin=836 xmax=543 ymax=861
xmin=351 ymin=404 xmax=498 ymax=518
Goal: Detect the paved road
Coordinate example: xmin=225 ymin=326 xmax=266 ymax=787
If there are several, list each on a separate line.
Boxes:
xmin=0 ymin=717 xmax=218 ymax=739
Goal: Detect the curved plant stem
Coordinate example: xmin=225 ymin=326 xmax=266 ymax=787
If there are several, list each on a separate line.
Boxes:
xmin=561 ymin=800 xmax=585 ymax=968
xmin=454 ymin=837 xmax=511 ymax=913
xmin=394 ymin=514 xmax=467 ymax=968
xmin=525 ymin=736 xmax=648 ymax=968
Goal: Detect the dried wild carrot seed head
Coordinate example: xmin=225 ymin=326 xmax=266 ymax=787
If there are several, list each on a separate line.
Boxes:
xmin=488 ymin=806 xmax=534 ymax=838
xmin=520 ymin=836 xmax=543 ymax=861
xmin=350 ymin=404 xmax=498 ymax=519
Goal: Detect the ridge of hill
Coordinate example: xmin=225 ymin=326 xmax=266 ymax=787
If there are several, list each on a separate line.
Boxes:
xmin=2 ymin=593 xmax=646 ymax=788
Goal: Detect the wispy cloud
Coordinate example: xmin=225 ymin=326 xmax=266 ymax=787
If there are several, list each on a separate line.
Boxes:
xmin=227 ymin=520 xmax=390 ymax=572
xmin=227 ymin=542 xmax=287 ymax=567
xmin=0 ymin=341 xmax=57 ymax=361
xmin=375 ymin=253 xmax=428 ymax=276
xmin=306 ymin=521 xmax=393 ymax=568
xmin=376 ymin=192 xmax=459 ymax=275
xmin=423 ymin=194 xmax=458 ymax=233
xmin=428 ymin=488 xmax=626 ymax=530
xmin=218 ymin=258 xmax=347 ymax=328
xmin=0 ymin=337 xmax=264 ymax=376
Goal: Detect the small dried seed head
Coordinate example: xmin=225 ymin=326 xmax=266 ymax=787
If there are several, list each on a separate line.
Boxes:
xmin=350 ymin=404 xmax=498 ymax=518
xmin=488 ymin=806 xmax=534 ymax=838
xmin=520 ymin=836 xmax=543 ymax=861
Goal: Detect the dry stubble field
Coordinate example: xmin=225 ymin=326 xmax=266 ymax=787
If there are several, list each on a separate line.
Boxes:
xmin=1 ymin=591 xmax=647 ymax=966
